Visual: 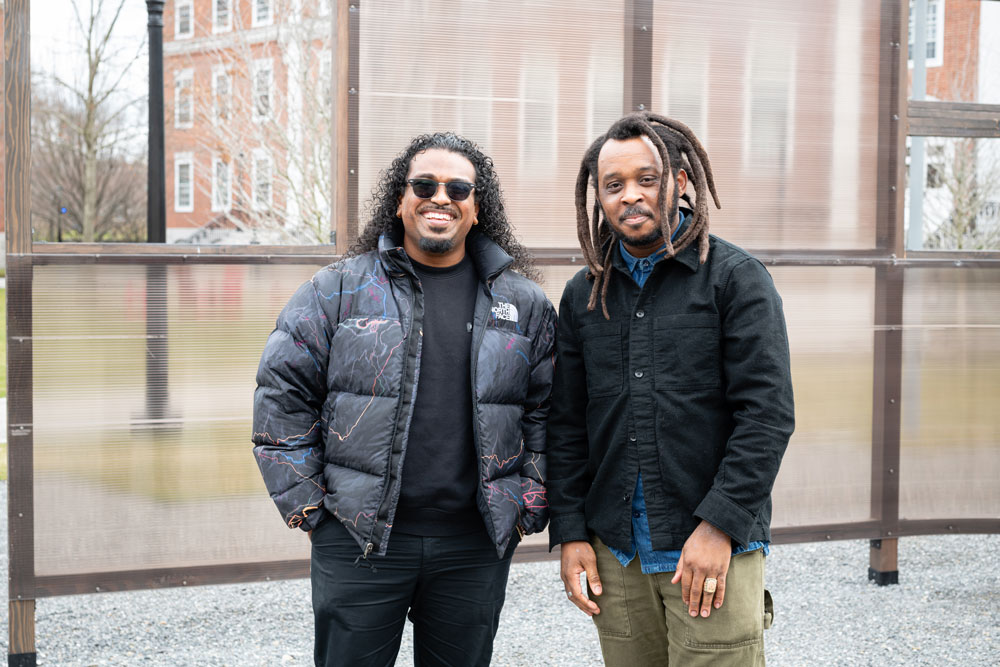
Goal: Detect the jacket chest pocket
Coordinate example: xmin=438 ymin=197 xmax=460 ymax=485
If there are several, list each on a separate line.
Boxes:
xmin=578 ymin=321 xmax=623 ymax=398
xmin=653 ymin=314 xmax=721 ymax=390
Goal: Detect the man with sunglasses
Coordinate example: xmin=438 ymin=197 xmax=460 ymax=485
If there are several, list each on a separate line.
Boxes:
xmin=253 ymin=132 xmax=555 ymax=666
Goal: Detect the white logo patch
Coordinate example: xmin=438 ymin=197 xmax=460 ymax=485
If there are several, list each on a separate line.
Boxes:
xmin=491 ymin=302 xmax=519 ymax=323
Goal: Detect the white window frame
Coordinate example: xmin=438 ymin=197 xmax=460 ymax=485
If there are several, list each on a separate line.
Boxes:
xmin=213 ymin=0 xmax=233 ymax=34
xmin=252 ymin=149 xmax=273 ymax=211
xmin=518 ymin=59 xmax=559 ymax=177
xmin=211 ymin=155 xmax=233 ymax=212
xmin=175 ymin=0 xmax=194 ymax=39
xmin=174 ymin=68 xmax=194 ymax=129
xmin=252 ymin=59 xmax=274 ymax=123
xmin=211 ymin=65 xmax=231 ymax=125
xmin=908 ymin=0 xmax=945 ymax=69
xmin=252 ymin=0 xmax=274 ymax=28
xmin=660 ymin=55 xmax=710 ymax=148
xmin=741 ymin=36 xmax=797 ymax=174
xmin=174 ymin=153 xmax=195 ymax=213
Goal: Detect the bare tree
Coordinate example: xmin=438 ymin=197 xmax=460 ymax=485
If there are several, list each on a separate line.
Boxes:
xmin=32 ymin=0 xmax=146 ymax=242
xmin=179 ymin=1 xmax=332 ymax=244
xmin=32 ymin=88 xmax=146 ymax=241
xmin=922 ymin=137 xmax=1000 ymax=250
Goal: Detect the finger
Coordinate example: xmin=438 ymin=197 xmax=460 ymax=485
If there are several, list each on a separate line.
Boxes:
xmin=567 ymin=574 xmax=597 ymax=616
xmin=714 ymin=574 xmax=727 ymax=609
xmin=670 ymin=559 xmax=684 ymax=585
xmin=586 ymin=561 xmax=603 ymax=597
xmin=700 ymin=583 xmax=715 ymax=618
xmin=680 ymin=567 xmax=693 ymax=607
xmin=689 ymin=574 xmax=704 ymax=617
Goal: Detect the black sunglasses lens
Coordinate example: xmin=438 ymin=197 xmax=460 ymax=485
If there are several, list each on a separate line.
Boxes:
xmin=410 ymin=179 xmax=437 ymax=198
xmin=445 ymin=182 xmax=474 ymax=201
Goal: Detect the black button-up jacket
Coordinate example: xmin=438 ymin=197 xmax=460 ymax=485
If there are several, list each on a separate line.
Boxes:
xmin=547 ymin=235 xmax=794 ymax=553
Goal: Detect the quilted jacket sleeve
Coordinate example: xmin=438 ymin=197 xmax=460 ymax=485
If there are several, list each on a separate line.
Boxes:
xmin=517 ymin=296 xmax=557 ymax=535
xmin=252 ymin=273 xmax=336 ymax=531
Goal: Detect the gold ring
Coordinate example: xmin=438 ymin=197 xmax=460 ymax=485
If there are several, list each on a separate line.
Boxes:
xmin=703 ymin=578 xmax=718 ymax=594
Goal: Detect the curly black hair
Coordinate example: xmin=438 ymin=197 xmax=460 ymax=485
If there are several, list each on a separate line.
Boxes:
xmin=349 ymin=132 xmax=538 ymax=281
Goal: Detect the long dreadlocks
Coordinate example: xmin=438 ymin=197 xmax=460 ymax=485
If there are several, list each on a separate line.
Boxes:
xmin=349 ymin=132 xmax=538 ymax=281
xmin=575 ymin=112 xmax=721 ymax=318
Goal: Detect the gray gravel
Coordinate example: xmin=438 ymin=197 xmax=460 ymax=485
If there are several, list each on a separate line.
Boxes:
xmin=2 ymin=481 xmax=998 ymax=665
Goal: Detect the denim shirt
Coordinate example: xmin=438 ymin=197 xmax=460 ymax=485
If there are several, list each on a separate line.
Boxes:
xmin=611 ymin=213 xmax=768 ymax=573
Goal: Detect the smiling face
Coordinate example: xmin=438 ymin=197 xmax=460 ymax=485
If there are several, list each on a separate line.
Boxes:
xmin=597 ymin=135 xmax=687 ymax=258
xmin=395 ymin=148 xmax=479 ymax=267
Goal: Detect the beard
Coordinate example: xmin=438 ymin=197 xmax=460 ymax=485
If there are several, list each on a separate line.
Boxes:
xmin=418 ymin=236 xmax=455 ymax=254
xmin=610 ymin=184 xmax=680 ymax=247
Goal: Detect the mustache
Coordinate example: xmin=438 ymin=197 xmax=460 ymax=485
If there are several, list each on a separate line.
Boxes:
xmin=619 ymin=205 xmax=655 ymax=222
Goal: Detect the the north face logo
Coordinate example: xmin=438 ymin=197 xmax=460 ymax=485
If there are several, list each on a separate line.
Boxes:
xmin=491 ymin=302 xmax=519 ymax=323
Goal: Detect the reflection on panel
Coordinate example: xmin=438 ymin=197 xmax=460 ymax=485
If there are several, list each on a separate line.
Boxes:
xmin=900 ymin=269 xmax=1000 ymax=520
xmin=905 ymin=137 xmax=1000 ymax=250
xmin=359 ymin=0 xmax=625 ymax=248
xmin=32 ymin=264 xmax=323 ymax=576
xmin=768 ymin=267 xmax=875 ymax=526
xmin=907 ymin=0 xmax=1000 ymax=104
xmin=653 ymin=0 xmax=881 ymax=249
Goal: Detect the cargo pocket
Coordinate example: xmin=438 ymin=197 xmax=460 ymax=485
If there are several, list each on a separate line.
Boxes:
xmin=653 ymin=313 xmax=721 ymax=390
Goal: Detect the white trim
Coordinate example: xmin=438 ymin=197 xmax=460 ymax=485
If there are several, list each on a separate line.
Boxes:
xmin=908 ymin=0 xmax=946 ymax=69
xmin=213 ymin=0 xmax=233 ymax=34
xmin=518 ymin=58 xmax=559 ymax=177
xmin=252 ymin=149 xmax=273 ymax=211
xmin=211 ymin=155 xmax=233 ymax=212
xmin=252 ymin=58 xmax=274 ymax=123
xmin=174 ymin=153 xmax=195 ymax=213
xmin=252 ymin=0 xmax=274 ymax=28
xmin=175 ymin=0 xmax=194 ymax=39
xmin=211 ymin=65 xmax=231 ymax=125
xmin=174 ymin=68 xmax=194 ymax=129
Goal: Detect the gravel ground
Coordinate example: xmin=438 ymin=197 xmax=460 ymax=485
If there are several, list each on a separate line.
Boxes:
xmin=2 ymin=481 xmax=998 ymax=666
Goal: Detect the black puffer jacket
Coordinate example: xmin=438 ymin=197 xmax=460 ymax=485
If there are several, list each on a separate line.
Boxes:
xmin=253 ymin=230 xmax=556 ymax=558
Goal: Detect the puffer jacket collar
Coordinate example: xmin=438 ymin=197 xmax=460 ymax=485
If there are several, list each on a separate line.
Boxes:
xmin=377 ymin=227 xmax=514 ymax=284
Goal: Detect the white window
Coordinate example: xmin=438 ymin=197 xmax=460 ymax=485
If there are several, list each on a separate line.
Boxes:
xmin=212 ymin=66 xmax=231 ymax=124
xmin=174 ymin=69 xmax=194 ymax=129
xmin=252 ymin=149 xmax=273 ymax=210
xmin=212 ymin=156 xmax=232 ymax=212
xmin=175 ymin=153 xmax=194 ymax=213
xmin=252 ymin=59 xmax=273 ymax=122
xmin=253 ymin=0 xmax=273 ymax=27
xmin=213 ymin=0 xmax=232 ymax=33
xmin=909 ymin=0 xmax=945 ymax=68
xmin=318 ymin=0 xmax=332 ymax=17
xmin=175 ymin=0 xmax=193 ymax=39
xmin=586 ymin=49 xmax=622 ymax=143
xmin=518 ymin=59 xmax=559 ymax=177
xmin=319 ymin=52 xmax=332 ymax=108
xmin=742 ymin=37 xmax=797 ymax=173
xmin=661 ymin=55 xmax=709 ymax=146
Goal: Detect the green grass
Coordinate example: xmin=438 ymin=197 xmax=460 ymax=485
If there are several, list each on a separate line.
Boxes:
xmin=1 ymin=287 xmax=6 ymax=398
xmin=0 ymin=442 xmax=6 ymax=481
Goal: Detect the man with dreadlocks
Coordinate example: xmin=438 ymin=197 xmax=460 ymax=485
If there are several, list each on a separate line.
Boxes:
xmin=252 ymin=132 xmax=555 ymax=666
xmin=547 ymin=112 xmax=794 ymax=666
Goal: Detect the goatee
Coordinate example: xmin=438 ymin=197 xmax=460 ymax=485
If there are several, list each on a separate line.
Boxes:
xmin=418 ymin=237 xmax=455 ymax=254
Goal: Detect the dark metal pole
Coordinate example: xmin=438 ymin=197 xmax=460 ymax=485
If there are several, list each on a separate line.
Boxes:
xmin=145 ymin=2 xmax=169 ymax=422
xmin=146 ymin=1 xmax=166 ymax=243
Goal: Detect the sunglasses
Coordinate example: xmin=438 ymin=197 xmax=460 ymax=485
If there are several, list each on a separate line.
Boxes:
xmin=406 ymin=178 xmax=476 ymax=202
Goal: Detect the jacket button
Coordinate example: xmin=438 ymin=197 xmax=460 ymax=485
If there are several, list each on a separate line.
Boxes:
xmin=623 ymin=494 xmax=631 ymax=502
xmin=629 ymin=434 xmax=637 ymax=442
xmin=636 ymin=310 xmax=645 ymax=318
xmin=633 ymin=510 xmax=642 ymax=518
xmin=634 ymin=370 xmax=644 ymax=378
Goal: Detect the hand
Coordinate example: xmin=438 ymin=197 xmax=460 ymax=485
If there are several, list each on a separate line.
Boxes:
xmin=670 ymin=520 xmax=732 ymax=618
xmin=559 ymin=541 xmax=603 ymax=616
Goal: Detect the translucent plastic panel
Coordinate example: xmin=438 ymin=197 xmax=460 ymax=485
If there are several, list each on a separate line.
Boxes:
xmin=32 ymin=264 xmax=323 ymax=576
xmin=900 ymin=268 xmax=1000 ymax=520
xmin=905 ymin=137 xmax=1000 ymax=250
xmin=907 ymin=0 xmax=1000 ymax=104
xmin=653 ymin=0 xmax=882 ymax=249
xmin=768 ymin=267 xmax=876 ymax=526
xmin=359 ymin=0 xmax=624 ymax=248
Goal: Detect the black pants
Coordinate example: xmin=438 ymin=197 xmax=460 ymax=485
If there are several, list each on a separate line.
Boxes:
xmin=311 ymin=518 xmax=516 ymax=667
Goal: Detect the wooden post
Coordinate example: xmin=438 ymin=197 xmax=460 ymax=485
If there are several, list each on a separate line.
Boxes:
xmin=331 ymin=0 xmax=359 ymax=252
xmin=623 ymin=0 xmax=653 ymax=114
xmin=5 ymin=0 xmax=37 ymax=663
